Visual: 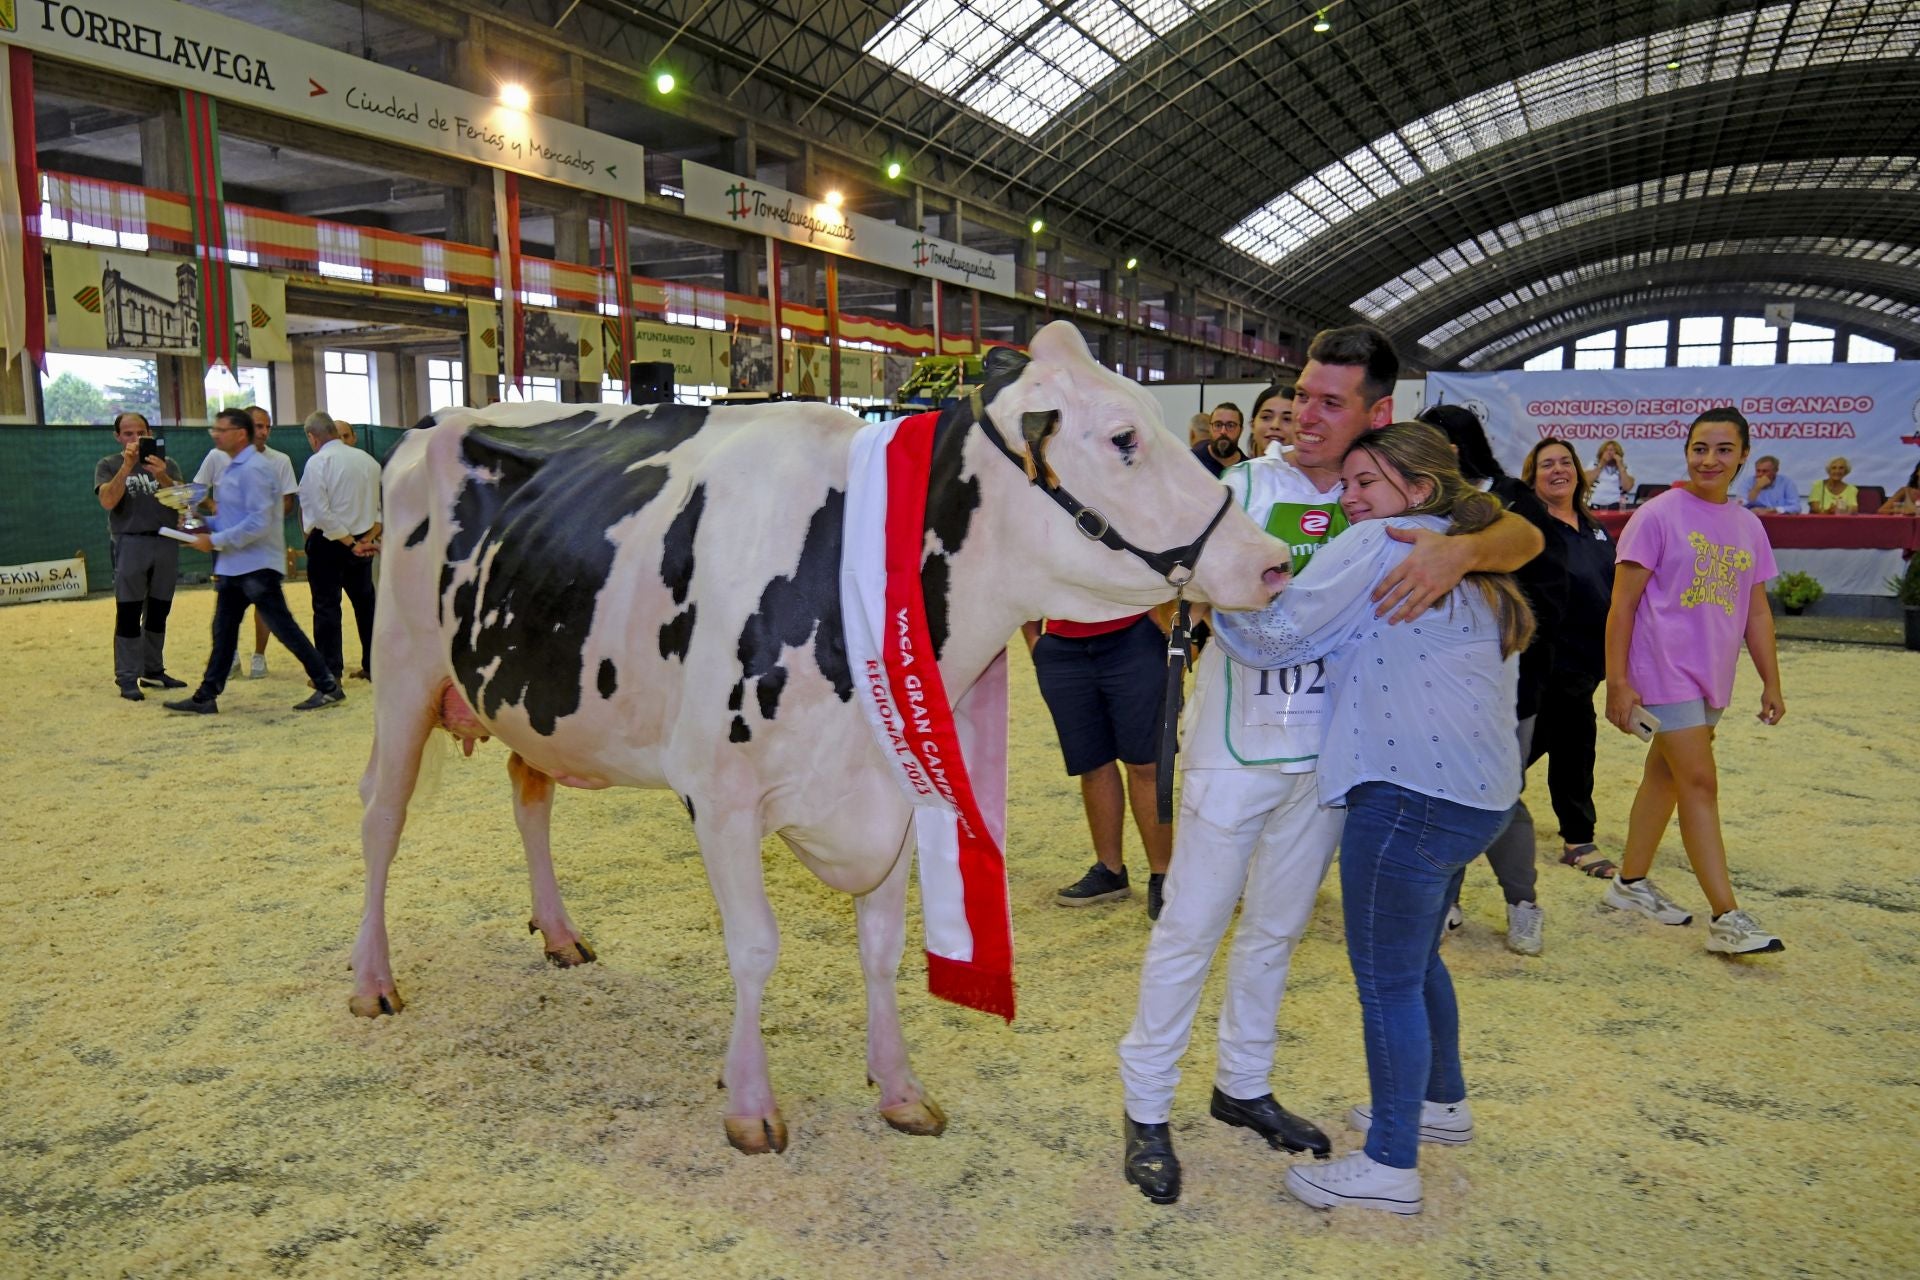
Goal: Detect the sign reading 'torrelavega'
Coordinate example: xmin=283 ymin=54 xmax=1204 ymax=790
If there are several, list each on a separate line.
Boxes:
xmin=680 ymin=161 xmax=1016 ymax=298
xmin=0 ymin=0 xmax=647 ymax=201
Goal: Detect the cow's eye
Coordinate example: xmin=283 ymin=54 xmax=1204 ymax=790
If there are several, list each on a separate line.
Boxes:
xmin=1111 ymin=428 xmax=1139 ymax=462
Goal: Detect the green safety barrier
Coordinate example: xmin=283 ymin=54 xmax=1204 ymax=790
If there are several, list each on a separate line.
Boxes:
xmin=0 ymin=423 xmax=411 ymax=593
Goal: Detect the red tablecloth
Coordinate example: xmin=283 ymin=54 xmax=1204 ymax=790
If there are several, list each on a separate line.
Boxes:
xmin=1594 ymin=510 xmax=1920 ymax=552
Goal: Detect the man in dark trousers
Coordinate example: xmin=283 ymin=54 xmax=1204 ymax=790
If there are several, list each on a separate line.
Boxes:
xmin=298 ymin=412 xmax=383 ymax=681
xmin=164 ymin=409 xmax=345 ymax=715
xmin=93 ymin=411 xmax=186 ymax=700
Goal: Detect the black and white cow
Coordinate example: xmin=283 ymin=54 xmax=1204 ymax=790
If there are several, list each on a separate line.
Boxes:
xmin=353 ymin=321 xmax=1290 ymax=1153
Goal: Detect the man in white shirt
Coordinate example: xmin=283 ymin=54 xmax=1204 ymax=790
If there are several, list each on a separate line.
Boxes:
xmin=1118 ymin=325 xmax=1544 ymax=1205
xmin=298 ymin=412 xmax=383 ymax=682
xmin=195 ymin=404 xmax=298 ymax=677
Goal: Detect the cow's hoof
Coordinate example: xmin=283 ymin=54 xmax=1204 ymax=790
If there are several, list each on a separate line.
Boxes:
xmin=724 ymin=1113 xmax=789 ymax=1155
xmin=881 ymin=1097 xmax=947 ymax=1137
xmin=348 ymin=989 xmax=406 ymax=1018
xmin=544 ymin=939 xmax=597 ymax=967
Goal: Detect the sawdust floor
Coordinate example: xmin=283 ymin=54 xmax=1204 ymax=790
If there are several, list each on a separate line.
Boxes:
xmin=4 ymin=586 xmax=1917 ymax=1279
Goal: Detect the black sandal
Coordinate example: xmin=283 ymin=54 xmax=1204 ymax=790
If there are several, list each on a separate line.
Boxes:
xmin=1559 ymin=844 xmax=1618 ymax=879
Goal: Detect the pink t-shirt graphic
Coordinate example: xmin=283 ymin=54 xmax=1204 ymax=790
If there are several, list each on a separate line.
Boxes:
xmin=1615 ymin=486 xmax=1778 ymax=708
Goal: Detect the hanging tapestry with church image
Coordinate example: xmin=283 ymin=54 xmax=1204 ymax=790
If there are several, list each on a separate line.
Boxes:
xmin=49 ymin=244 xmax=289 ymax=362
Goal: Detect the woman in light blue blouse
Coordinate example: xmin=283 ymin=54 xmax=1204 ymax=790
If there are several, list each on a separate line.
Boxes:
xmin=1212 ymin=423 xmax=1533 ymax=1216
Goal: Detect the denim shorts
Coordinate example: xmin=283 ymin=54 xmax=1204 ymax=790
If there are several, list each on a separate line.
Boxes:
xmin=1643 ymin=698 xmax=1724 ymax=733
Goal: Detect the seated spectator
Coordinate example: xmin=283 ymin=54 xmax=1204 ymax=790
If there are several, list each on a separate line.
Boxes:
xmin=1191 ymin=402 xmax=1246 ymax=477
xmin=1807 ymin=457 xmax=1859 ymax=514
xmin=1584 ymin=439 xmax=1634 ymax=510
xmin=1187 ymin=413 xmax=1212 ymax=449
xmin=1742 ymin=455 xmax=1800 ymax=512
xmin=1881 ymin=463 xmax=1920 ymax=516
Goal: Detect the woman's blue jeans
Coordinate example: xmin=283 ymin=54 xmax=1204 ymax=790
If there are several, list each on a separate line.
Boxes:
xmin=1340 ymin=781 xmax=1512 ymax=1169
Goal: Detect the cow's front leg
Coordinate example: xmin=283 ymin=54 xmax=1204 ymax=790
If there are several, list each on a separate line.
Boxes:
xmin=506 ymin=752 xmax=596 ymax=967
xmin=697 ymin=803 xmax=787 ymax=1154
xmin=352 ymin=708 xmax=434 ymax=1017
xmin=857 ymin=833 xmax=946 ymax=1137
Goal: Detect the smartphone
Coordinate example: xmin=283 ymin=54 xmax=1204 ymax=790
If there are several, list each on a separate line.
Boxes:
xmin=137 ymin=437 xmax=166 ymax=461
xmin=1628 ymin=705 xmax=1661 ymax=742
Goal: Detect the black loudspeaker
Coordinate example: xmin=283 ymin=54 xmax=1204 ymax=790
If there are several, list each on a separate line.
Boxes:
xmin=629 ymin=361 xmax=675 ymax=405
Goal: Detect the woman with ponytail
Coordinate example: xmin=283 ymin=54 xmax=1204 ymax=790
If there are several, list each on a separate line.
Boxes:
xmin=1211 ymin=423 xmax=1532 ymax=1216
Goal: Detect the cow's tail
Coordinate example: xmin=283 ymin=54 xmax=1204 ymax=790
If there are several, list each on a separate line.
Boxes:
xmin=411 ymin=730 xmax=449 ymax=804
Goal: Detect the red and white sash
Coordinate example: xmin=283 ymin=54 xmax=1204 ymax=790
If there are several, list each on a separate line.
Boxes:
xmin=841 ymin=412 xmax=1015 ymax=1021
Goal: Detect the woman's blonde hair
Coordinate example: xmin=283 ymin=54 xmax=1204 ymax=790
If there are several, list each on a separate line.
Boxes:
xmin=1598 ymin=437 xmax=1626 ymax=465
xmin=1345 ymin=423 xmax=1536 ymax=658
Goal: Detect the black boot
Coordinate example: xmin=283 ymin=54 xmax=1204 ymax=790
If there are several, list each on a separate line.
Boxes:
xmin=1209 ymin=1087 xmax=1331 ymax=1156
xmin=1123 ymin=1116 xmax=1181 ymax=1204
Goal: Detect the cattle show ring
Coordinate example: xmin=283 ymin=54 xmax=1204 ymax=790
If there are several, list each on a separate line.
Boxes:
xmin=5 ymin=377 xmax=1914 ymax=1277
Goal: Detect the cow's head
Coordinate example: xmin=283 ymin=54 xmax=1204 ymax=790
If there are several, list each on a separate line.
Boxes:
xmin=978 ymin=321 xmax=1289 ymax=616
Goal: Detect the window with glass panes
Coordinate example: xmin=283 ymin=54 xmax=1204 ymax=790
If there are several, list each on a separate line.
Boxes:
xmin=324 ymin=350 xmax=376 ymax=424
xmin=427 ymin=358 xmax=465 ymax=411
xmin=1676 ymin=316 xmax=1722 ymax=366
xmin=1623 ymin=321 xmax=1668 ymax=369
xmin=1786 ymin=323 xmax=1834 ymax=364
xmin=1573 ymin=330 xmax=1616 ymax=370
xmin=1730 ymin=317 xmax=1777 ymax=365
xmin=1523 ymin=347 xmax=1565 ymax=371
xmin=498 ymin=376 xmax=561 ymax=403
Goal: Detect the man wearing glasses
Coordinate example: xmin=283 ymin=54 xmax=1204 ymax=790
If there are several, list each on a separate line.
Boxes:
xmin=164 ymin=409 xmax=346 ymax=715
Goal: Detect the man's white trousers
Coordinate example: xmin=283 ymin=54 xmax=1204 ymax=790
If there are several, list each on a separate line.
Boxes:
xmin=1118 ymin=766 xmax=1344 ymax=1122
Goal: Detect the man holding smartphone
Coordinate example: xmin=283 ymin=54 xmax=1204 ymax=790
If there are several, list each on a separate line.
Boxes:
xmin=93 ymin=411 xmax=186 ymax=700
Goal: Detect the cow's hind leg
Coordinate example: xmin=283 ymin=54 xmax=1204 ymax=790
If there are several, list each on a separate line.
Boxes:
xmin=351 ymin=689 xmax=436 ymax=1017
xmin=696 ymin=803 xmax=788 ymax=1154
xmin=858 ymin=833 xmax=946 ymax=1137
xmin=506 ymin=752 xmax=596 ymax=967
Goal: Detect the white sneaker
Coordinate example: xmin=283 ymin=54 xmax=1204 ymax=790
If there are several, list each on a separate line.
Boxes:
xmin=230 ymin=655 xmax=244 ymax=677
xmin=1443 ymin=902 xmax=1464 ymax=939
xmin=249 ymin=654 xmax=268 ymax=679
xmin=1347 ymin=1099 xmax=1474 ymax=1146
xmin=1604 ymin=875 xmax=1692 ymax=925
xmin=1285 ymin=1150 xmax=1422 ymax=1215
xmin=1505 ymin=901 xmax=1544 ymax=956
xmin=1706 ymin=908 xmax=1784 ymax=955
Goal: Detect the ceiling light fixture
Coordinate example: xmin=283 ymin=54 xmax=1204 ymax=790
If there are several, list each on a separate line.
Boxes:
xmin=1030 ymin=218 xmax=1045 ymax=234
xmin=655 ymin=71 xmax=676 ymax=94
xmin=1312 ymin=9 xmax=1331 ymax=33
xmin=1665 ymin=59 xmax=1680 ymax=69
xmin=885 ymin=160 xmax=903 ymax=180
xmin=1125 ymin=256 xmax=1139 ymax=270
xmin=824 ymin=190 xmax=844 ymax=208
xmin=498 ymin=83 xmax=531 ymax=111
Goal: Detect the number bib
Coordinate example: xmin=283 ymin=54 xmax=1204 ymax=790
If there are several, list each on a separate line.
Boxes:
xmin=1224 ymin=499 xmax=1345 ymax=751
xmin=1237 ymin=658 xmax=1328 ymax=727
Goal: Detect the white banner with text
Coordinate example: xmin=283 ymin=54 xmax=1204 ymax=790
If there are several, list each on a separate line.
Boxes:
xmin=0 ymin=555 xmax=86 ymax=605
xmin=1427 ymin=363 xmax=1920 ymax=493
xmin=680 ymin=160 xmax=1016 ymax=298
xmin=0 ymin=0 xmax=647 ymax=200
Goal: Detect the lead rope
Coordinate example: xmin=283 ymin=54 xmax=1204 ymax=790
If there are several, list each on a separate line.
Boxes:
xmin=1155 ymin=597 xmax=1192 ymax=825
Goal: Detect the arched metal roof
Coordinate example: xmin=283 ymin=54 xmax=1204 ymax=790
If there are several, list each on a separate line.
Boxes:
xmin=477 ymin=0 xmax=1920 ymax=361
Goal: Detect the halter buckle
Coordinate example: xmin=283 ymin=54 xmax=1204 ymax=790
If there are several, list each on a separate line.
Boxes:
xmin=1073 ymin=507 xmax=1111 ymax=540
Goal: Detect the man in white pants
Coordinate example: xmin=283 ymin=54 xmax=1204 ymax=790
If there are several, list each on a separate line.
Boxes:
xmin=1119 ymin=326 xmax=1543 ymax=1204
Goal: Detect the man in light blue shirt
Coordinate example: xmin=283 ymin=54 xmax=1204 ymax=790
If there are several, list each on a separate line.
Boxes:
xmin=165 ymin=409 xmax=346 ymax=715
xmin=1742 ymin=455 xmax=1801 ymax=512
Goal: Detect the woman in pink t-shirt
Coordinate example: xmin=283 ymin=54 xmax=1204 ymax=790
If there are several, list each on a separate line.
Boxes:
xmin=1602 ymin=408 xmax=1787 ymax=956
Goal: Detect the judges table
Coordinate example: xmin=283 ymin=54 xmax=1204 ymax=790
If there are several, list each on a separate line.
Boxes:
xmin=1594 ymin=511 xmax=1920 ymax=596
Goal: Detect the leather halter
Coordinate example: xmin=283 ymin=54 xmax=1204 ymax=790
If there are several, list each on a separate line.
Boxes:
xmin=967 ymin=389 xmax=1234 ymax=590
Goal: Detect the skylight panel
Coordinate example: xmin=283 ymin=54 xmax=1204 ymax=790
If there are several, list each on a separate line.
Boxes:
xmin=1230 ymin=0 xmax=1920 ymax=269
xmin=1347 ymin=156 xmax=1918 ymax=319
xmin=865 ymin=0 xmax=1215 ymax=136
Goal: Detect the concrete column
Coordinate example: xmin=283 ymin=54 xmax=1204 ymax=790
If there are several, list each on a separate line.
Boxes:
xmin=140 ymin=99 xmax=209 ymax=423
xmin=291 ymin=342 xmax=319 ymax=417
xmin=394 ymin=352 xmax=422 ymax=426
xmin=0 ymin=352 xmax=31 ymax=418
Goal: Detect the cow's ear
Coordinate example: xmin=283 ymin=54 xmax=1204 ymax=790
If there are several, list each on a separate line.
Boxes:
xmin=1020 ymin=410 xmax=1060 ymax=487
xmin=982 ymin=346 xmax=1031 ymax=383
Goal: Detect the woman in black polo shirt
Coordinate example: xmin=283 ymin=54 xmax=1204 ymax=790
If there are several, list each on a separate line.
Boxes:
xmin=1522 ymin=438 xmax=1618 ymax=878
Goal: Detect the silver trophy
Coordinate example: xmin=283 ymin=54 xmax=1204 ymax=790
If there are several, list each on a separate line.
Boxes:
xmin=155 ymin=482 xmax=210 ymax=535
